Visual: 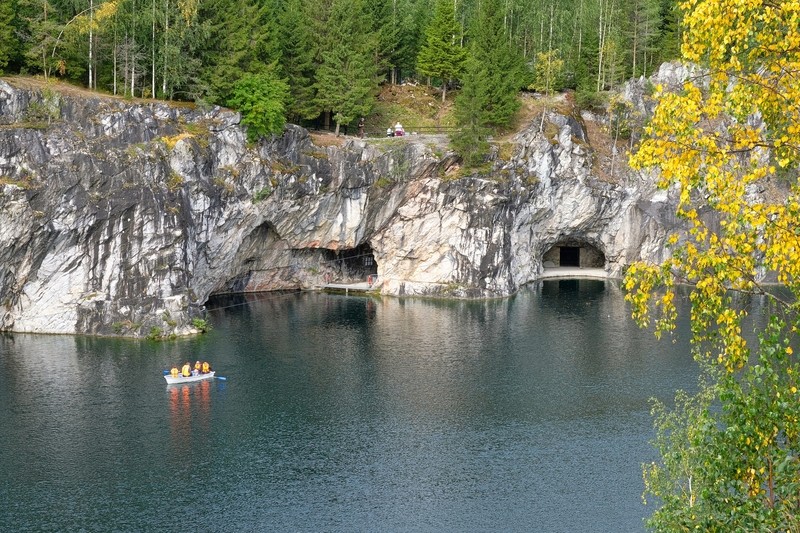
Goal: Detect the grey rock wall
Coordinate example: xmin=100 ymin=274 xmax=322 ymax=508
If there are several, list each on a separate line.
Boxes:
xmin=0 ymin=77 xmax=679 ymax=337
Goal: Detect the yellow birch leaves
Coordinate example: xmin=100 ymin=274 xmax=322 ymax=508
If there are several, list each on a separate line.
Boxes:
xmin=626 ymin=0 xmax=800 ymax=372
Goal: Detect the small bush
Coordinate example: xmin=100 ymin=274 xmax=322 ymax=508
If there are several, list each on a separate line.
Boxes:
xmin=192 ymin=318 xmax=212 ymax=333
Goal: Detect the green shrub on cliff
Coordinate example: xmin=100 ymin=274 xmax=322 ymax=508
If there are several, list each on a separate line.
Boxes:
xmin=228 ymin=72 xmax=289 ymax=142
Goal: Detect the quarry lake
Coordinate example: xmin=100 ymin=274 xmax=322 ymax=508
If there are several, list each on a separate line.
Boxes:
xmin=1 ymin=279 xmax=700 ymax=532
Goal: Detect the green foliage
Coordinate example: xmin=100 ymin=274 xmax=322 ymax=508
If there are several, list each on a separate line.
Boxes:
xmin=198 ymin=0 xmax=280 ymax=104
xmin=279 ymin=0 xmax=318 ymax=122
xmin=366 ymin=0 xmax=398 ymax=83
xmin=625 ymin=0 xmax=800 ymax=529
xmin=416 ymin=0 xmax=466 ymax=101
xmin=5 ymin=0 xmax=686 ymax=124
xmin=0 ymin=0 xmax=16 ymax=73
xmin=452 ymin=56 xmax=491 ymax=167
xmin=25 ymin=85 xmax=60 ymax=124
xmin=451 ymin=0 xmax=524 ymax=166
xmin=576 ymin=89 xmax=608 ymax=111
xmin=645 ymin=319 xmax=800 ymax=531
xmin=463 ymin=0 xmax=525 ymax=129
xmin=228 ymin=72 xmax=289 ymax=142
xmin=529 ymin=49 xmax=565 ymax=95
xmin=253 ymin=187 xmax=272 ymax=202
xmin=191 ymin=317 xmax=211 ymax=333
xmin=314 ymin=0 xmax=378 ymax=136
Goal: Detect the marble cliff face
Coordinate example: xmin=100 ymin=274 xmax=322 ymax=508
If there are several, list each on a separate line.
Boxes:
xmin=0 ymin=66 xmax=689 ymax=337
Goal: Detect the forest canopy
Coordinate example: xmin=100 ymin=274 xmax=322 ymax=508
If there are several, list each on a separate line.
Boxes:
xmin=3 ymin=0 xmax=682 ymax=136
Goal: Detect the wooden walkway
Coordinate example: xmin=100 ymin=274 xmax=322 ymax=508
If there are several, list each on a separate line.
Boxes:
xmin=539 ymin=267 xmax=610 ymax=279
xmin=319 ymin=281 xmax=375 ymax=294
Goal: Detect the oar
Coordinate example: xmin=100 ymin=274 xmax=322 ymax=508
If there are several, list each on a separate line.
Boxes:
xmin=216 ymin=375 xmax=227 ymax=381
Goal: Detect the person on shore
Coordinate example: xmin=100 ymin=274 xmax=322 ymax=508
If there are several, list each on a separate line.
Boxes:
xmin=358 ymin=117 xmax=365 ymax=138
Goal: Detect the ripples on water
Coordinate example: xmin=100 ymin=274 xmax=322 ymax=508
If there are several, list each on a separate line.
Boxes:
xmin=0 ymin=280 xmax=701 ymax=531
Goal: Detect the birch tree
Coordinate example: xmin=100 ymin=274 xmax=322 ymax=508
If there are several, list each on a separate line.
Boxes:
xmin=627 ymin=0 xmax=800 ymax=528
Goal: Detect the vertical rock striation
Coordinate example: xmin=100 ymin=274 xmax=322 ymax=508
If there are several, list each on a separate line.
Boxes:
xmin=0 ymin=76 xmax=680 ymax=337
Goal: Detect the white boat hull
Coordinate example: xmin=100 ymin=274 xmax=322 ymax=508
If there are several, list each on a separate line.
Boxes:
xmin=164 ymin=371 xmax=215 ymax=384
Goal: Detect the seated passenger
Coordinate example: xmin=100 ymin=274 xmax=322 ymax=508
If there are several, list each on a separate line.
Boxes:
xmin=181 ymin=362 xmax=191 ymax=377
xmin=170 ymin=367 xmax=179 ymax=378
xmin=202 ymin=361 xmax=211 ymax=374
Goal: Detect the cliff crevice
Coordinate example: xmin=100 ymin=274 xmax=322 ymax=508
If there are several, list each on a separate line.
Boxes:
xmin=0 ymin=75 xmax=682 ymax=336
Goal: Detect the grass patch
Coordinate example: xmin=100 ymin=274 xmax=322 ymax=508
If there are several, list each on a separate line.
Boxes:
xmin=160 ymin=132 xmax=193 ymax=150
xmin=367 ymin=84 xmax=456 ymax=136
xmin=309 ymin=132 xmax=344 ymax=147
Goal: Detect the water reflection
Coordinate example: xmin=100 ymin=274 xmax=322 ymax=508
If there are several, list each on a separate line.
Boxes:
xmin=3 ymin=288 xmax=704 ymax=532
xmin=168 ymin=381 xmax=212 ymax=456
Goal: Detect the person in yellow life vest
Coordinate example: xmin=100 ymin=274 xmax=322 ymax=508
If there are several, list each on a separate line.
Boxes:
xmin=194 ymin=360 xmax=201 ymax=372
xmin=202 ymin=361 xmax=210 ymax=374
xmin=181 ymin=362 xmax=191 ymax=377
xmin=170 ymin=367 xmax=179 ymax=378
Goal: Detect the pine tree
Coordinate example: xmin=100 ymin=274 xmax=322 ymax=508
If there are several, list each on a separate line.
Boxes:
xmin=451 ymin=55 xmax=490 ymax=166
xmin=627 ymin=0 xmax=661 ymax=77
xmin=278 ymin=0 xmax=319 ymax=122
xmin=393 ymin=0 xmax=428 ymax=82
xmin=365 ymin=0 xmax=396 ymax=84
xmin=197 ymin=0 xmax=280 ymax=105
xmin=0 ymin=0 xmax=17 ymax=73
xmin=314 ymin=0 xmax=378 ymax=136
xmin=656 ymin=0 xmax=682 ymax=63
xmin=415 ymin=0 xmax=465 ymax=102
xmin=466 ymin=0 xmax=525 ymax=128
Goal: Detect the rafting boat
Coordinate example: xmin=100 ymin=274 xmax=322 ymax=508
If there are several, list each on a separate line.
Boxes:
xmin=164 ymin=371 xmax=215 ymax=384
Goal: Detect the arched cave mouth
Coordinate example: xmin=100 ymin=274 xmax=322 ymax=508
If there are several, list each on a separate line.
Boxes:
xmin=542 ymin=240 xmax=606 ymax=269
xmin=322 ymin=243 xmax=378 ymax=283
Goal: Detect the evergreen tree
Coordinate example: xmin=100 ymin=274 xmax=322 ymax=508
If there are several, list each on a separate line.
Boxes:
xmin=197 ymin=0 xmax=280 ymax=105
xmin=416 ymin=0 xmax=465 ymax=101
xmin=278 ymin=0 xmax=319 ymax=122
xmin=626 ymin=0 xmax=661 ymax=77
xmin=0 ymin=0 xmax=17 ymax=73
xmin=466 ymin=0 xmax=525 ymax=128
xmin=314 ymin=0 xmax=378 ymax=136
xmin=451 ymin=55 xmax=490 ymax=166
xmin=656 ymin=0 xmax=682 ymax=62
xmin=17 ymin=0 xmax=62 ymax=79
xmin=393 ymin=0 xmax=429 ymax=82
xmin=366 ymin=0 xmax=396 ymax=84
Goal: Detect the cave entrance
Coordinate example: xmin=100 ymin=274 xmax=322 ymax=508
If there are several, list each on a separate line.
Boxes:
xmin=560 ymin=246 xmax=580 ymax=267
xmin=323 ymin=243 xmax=378 ymax=283
xmin=542 ymin=241 xmax=606 ymax=269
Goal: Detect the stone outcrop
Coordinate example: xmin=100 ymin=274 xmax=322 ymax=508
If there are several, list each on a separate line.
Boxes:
xmin=0 ymin=76 xmax=681 ymax=337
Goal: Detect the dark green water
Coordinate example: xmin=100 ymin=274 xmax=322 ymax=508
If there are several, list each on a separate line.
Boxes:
xmin=0 ymin=280 xmax=698 ymax=532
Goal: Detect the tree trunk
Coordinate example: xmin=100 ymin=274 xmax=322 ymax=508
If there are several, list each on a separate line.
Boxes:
xmin=151 ymin=0 xmax=156 ymax=98
xmin=89 ymin=0 xmax=93 ymax=89
xmin=162 ymin=0 xmax=169 ymax=97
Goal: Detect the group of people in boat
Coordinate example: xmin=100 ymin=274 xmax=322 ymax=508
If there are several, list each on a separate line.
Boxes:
xmin=170 ymin=360 xmax=212 ymax=378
